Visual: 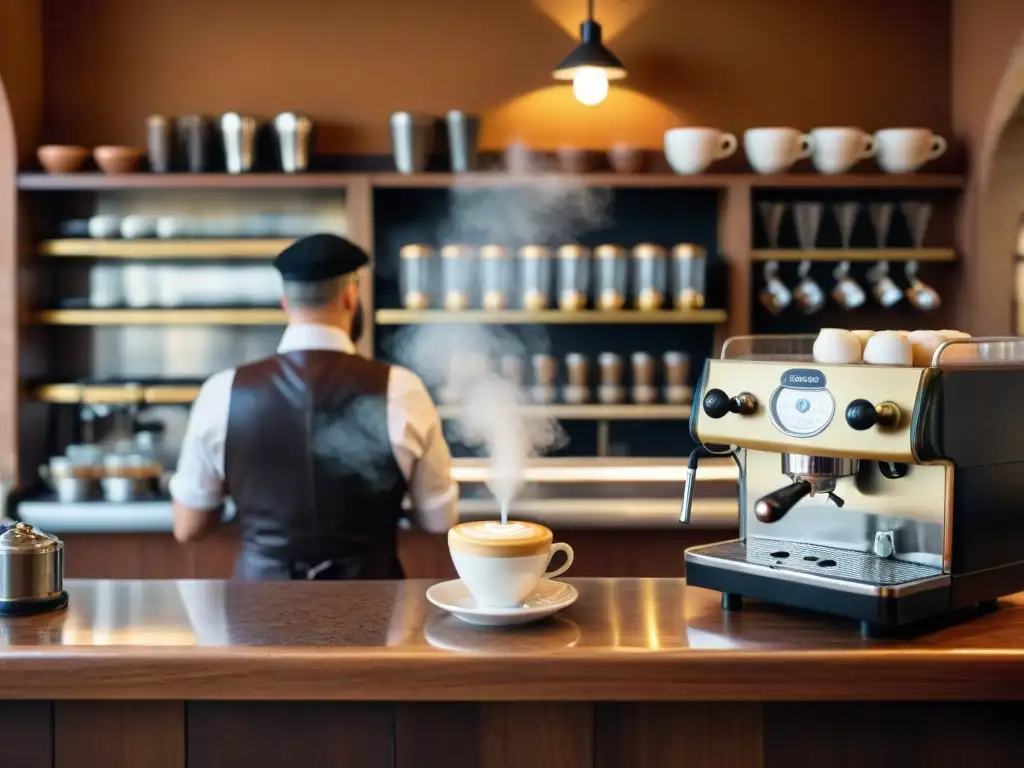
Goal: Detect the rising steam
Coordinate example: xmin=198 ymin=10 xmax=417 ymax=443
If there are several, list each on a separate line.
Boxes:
xmin=388 ymin=167 xmax=612 ymax=519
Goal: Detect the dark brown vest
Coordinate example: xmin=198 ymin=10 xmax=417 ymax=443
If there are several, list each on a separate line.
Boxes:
xmin=224 ymin=350 xmax=408 ymax=580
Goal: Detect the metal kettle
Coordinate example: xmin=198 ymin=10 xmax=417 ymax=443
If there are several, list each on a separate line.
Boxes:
xmin=0 ymin=522 xmax=67 ymax=616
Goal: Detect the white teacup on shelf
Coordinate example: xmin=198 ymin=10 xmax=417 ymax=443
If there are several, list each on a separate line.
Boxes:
xmin=664 ymin=127 xmax=738 ymax=175
xmin=744 ymin=127 xmax=813 ymax=174
xmin=809 ymin=127 xmax=875 ymax=174
xmin=873 ymin=128 xmax=947 ymax=173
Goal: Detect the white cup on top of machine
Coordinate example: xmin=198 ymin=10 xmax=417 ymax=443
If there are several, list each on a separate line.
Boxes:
xmin=809 ymin=127 xmax=876 ymax=174
xmin=863 ymin=331 xmax=913 ymax=366
xmin=908 ymin=330 xmax=945 ymax=367
xmin=812 ymin=329 xmax=862 ymax=365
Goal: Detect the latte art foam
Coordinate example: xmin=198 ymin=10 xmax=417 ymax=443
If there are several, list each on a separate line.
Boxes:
xmin=448 ymin=520 xmax=552 ymax=558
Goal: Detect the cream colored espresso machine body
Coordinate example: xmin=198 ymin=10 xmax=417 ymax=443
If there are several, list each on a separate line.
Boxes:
xmin=681 ymin=335 xmax=1024 ymax=636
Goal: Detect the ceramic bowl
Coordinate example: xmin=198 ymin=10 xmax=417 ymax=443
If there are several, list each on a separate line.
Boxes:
xmin=94 ymin=146 xmax=144 ymax=174
xmin=556 ymin=147 xmax=594 ymax=174
xmin=607 ymin=143 xmax=648 ymax=174
xmin=37 ymin=145 xmax=89 ymax=174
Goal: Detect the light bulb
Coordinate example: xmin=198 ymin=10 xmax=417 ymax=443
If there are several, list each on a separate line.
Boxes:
xmin=572 ymin=66 xmax=609 ymax=106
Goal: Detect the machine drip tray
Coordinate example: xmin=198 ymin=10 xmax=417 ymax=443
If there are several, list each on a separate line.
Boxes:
xmin=688 ymin=538 xmax=946 ymax=595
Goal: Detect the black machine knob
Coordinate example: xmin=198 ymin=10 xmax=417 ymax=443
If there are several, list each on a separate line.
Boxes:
xmin=845 ymin=399 xmax=901 ymax=431
xmin=703 ymin=389 xmax=758 ymax=419
xmin=702 ymin=389 xmax=731 ymax=419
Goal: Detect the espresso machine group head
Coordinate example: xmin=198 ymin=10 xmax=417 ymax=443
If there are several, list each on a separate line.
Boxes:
xmin=681 ymin=334 xmax=1024 ymax=636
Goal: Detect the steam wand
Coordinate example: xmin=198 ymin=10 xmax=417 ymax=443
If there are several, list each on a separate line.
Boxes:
xmin=680 ymin=443 xmax=740 ymax=523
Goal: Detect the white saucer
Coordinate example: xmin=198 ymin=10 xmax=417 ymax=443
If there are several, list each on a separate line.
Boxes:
xmin=425 ymin=579 xmax=578 ymax=626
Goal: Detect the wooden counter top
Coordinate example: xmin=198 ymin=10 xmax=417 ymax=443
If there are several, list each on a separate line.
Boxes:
xmin=3 ymin=578 xmax=1024 ymax=701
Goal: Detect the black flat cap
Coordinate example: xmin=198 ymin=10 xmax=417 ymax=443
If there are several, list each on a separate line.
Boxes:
xmin=274 ymin=233 xmax=370 ymax=282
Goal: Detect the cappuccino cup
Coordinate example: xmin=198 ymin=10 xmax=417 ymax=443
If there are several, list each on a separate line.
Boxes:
xmin=873 ymin=128 xmax=947 ymax=173
xmin=664 ymin=127 xmax=738 ymax=175
xmin=744 ymin=127 xmax=813 ymax=174
xmin=448 ymin=521 xmax=574 ymax=608
xmin=809 ymin=127 xmax=875 ymax=174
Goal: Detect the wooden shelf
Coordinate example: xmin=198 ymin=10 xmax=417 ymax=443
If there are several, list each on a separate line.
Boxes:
xmin=438 ymin=403 xmax=691 ymax=421
xmin=17 ymin=173 xmax=359 ymax=191
xmin=374 ymin=309 xmax=728 ymax=325
xmin=38 ymin=239 xmax=293 ymax=258
xmin=17 ymin=171 xmax=966 ymax=192
xmin=32 ymin=383 xmax=201 ymax=405
xmin=32 ymin=308 xmax=285 ymax=326
xmin=751 ymin=248 xmax=956 ymax=262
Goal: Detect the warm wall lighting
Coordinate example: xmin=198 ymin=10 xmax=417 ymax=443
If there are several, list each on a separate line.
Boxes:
xmin=552 ymin=0 xmax=626 ymax=106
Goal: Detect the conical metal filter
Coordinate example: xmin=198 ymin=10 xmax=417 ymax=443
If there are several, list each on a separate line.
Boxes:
xmin=833 ymin=202 xmax=860 ymax=249
xmin=868 ymin=203 xmax=894 ymax=249
xmin=758 ymin=201 xmax=786 ymax=249
xmin=793 ymin=202 xmax=824 ymax=250
xmin=901 ymin=201 xmax=933 ymax=249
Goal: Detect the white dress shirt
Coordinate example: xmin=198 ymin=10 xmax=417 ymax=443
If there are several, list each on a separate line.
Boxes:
xmin=169 ymin=323 xmax=459 ymax=533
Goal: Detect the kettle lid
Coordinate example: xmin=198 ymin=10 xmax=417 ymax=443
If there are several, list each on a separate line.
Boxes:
xmin=0 ymin=522 xmax=59 ymax=553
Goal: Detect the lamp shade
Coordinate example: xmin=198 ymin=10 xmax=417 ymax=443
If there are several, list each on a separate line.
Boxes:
xmin=552 ymin=20 xmax=626 ymax=81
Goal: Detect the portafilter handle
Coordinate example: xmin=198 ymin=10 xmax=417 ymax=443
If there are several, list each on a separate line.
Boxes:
xmin=680 ymin=443 xmax=736 ymax=524
xmin=754 ymin=481 xmax=812 ymax=524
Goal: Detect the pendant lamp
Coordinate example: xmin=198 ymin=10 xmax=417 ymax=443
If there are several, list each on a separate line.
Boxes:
xmin=552 ymin=0 xmax=627 ymax=106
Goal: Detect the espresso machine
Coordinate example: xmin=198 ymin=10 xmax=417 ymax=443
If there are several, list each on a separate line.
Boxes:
xmin=681 ymin=334 xmax=1024 ymax=636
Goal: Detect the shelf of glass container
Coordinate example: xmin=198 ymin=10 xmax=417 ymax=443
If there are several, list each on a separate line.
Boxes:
xmin=438 ymin=403 xmax=691 ymax=421
xmin=33 ymin=308 xmax=286 ymax=325
xmin=37 ymin=238 xmax=293 ymax=258
xmin=751 ymin=248 xmax=956 ymax=262
xmin=374 ymin=309 xmax=727 ymax=325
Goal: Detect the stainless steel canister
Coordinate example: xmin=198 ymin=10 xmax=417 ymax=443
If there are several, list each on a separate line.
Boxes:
xmin=0 ymin=523 xmax=66 ymax=614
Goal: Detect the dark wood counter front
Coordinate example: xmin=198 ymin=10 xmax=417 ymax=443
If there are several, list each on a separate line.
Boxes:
xmin=4 ymin=579 xmax=1024 ymax=768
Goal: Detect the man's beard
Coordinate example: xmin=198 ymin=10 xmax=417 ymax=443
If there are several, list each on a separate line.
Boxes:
xmin=350 ymin=300 xmax=365 ymax=344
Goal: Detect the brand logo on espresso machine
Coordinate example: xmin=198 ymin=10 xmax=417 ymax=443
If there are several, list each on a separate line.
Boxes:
xmin=780 ymin=369 xmax=827 ymax=389
xmin=770 ymin=369 xmax=835 ymax=437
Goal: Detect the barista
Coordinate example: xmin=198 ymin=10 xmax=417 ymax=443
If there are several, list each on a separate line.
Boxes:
xmin=169 ymin=233 xmax=458 ymax=579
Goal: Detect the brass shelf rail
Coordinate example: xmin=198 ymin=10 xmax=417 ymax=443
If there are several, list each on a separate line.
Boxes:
xmin=33 ymin=308 xmax=286 ymax=326
xmin=38 ymin=239 xmax=293 ymax=258
xmin=375 ymin=309 xmax=728 ymax=325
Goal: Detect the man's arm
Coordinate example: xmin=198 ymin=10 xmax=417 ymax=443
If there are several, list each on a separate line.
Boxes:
xmin=388 ymin=367 xmax=459 ymax=533
xmin=169 ymin=370 xmax=234 ymax=542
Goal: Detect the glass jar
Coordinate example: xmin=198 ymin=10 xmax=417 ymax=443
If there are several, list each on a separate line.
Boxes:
xmin=563 ymin=352 xmax=589 ymax=403
xmin=479 ymin=244 xmax=511 ymax=311
xmin=631 ymin=351 xmax=657 ymax=404
xmin=595 ymin=244 xmax=627 ymax=311
xmin=441 ymin=244 xmax=475 ymax=311
xmin=672 ymin=244 xmax=707 ymax=309
xmin=530 ymin=353 xmax=557 ymax=404
xmin=518 ymin=245 xmax=552 ymax=311
xmin=663 ymin=351 xmax=691 ymax=404
xmin=632 ymin=243 xmax=668 ymax=311
xmin=597 ymin=352 xmax=624 ymax=404
xmin=399 ymin=244 xmax=433 ymax=310
xmin=557 ymin=245 xmax=591 ymax=311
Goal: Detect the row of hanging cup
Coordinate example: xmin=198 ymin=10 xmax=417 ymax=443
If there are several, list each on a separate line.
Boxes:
xmin=758 ymin=200 xmax=933 ymax=250
xmin=759 ymin=259 xmax=941 ymax=314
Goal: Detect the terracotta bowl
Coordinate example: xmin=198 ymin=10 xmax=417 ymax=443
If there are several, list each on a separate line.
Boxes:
xmin=608 ymin=143 xmax=649 ymax=174
xmin=94 ymin=146 xmax=144 ymax=174
xmin=556 ymin=146 xmax=595 ymax=174
xmin=37 ymin=145 xmax=89 ymax=174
